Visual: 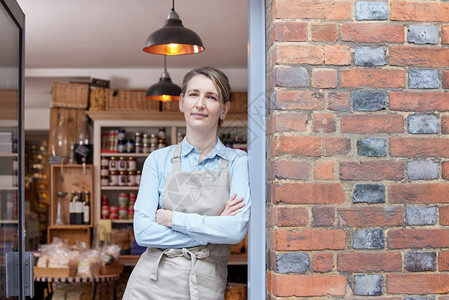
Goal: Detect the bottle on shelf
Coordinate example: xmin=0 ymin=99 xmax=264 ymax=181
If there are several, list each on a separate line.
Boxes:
xmin=69 ymin=191 xmax=77 ymax=225
xmin=83 ymin=191 xmax=91 ymax=225
xmin=75 ymin=191 xmax=84 ymax=225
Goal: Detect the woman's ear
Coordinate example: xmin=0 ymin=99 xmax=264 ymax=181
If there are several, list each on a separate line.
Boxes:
xmin=179 ymin=93 xmax=184 ymax=112
xmin=220 ymin=102 xmax=231 ymax=120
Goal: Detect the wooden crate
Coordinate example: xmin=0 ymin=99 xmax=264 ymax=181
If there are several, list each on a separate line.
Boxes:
xmin=51 ymin=82 xmax=90 ymax=109
xmin=0 ymin=89 xmax=18 ymax=120
xmin=105 ymin=89 xmax=160 ymax=112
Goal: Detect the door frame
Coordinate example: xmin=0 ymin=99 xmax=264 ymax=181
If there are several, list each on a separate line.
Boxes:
xmin=247 ymin=0 xmax=266 ymax=299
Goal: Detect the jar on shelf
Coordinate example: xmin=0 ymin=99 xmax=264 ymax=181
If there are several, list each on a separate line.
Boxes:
xmin=143 ymin=143 xmax=150 ymax=153
xmin=127 ymin=171 xmax=136 ymax=186
xmin=118 ymin=193 xmax=129 ymax=208
xmin=127 ymin=157 xmax=137 ymax=171
xmin=149 ymin=133 xmax=158 ymax=144
xmin=135 ymin=132 xmax=142 ymax=143
xmin=158 ymin=139 xmax=166 ymax=149
xmin=118 ymin=171 xmax=128 ymax=186
xmin=101 ymin=195 xmax=110 ymax=219
xmin=118 ymin=129 xmax=126 ymax=142
xmin=118 ymin=207 xmax=128 ymax=220
xmin=149 ymin=143 xmax=157 ymax=153
xmin=109 ymin=206 xmax=118 ymax=220
xmin=118 ymin=157 xmax=127 ymax=171
xmin=135 ymin=170 xmax=141 ymax=185
xmin=109 ymin=171 xmax=118 ymax=186
xmin=109 ymin=157 xmax=118 ymax=171
xmin=101 ymin=157 xmax=109 ymax=168
xmin=117 ymin=139 xmax=126 ymax=153
xmin=101 ymin=175 xmax=109 ymax=186
xmin=100 ymin=166 xmax=109 ymax=177
xmin=158 ymin=127 xmax=166 ymax=140
xmin=127 ymin=139 xmax=135 ymax=153
xmin=135 ymin=142 xmax=142 ymax=153
xmin=143 ymin=133 xmax=149 ymax=144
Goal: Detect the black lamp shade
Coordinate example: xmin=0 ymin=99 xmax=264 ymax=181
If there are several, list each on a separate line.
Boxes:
xmin=145 ymin=71 xmax=181 ymax=102
xmin=143 ymin=10 xmax=204 ymax=55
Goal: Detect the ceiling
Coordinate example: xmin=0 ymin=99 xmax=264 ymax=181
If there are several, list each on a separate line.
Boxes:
xmin=16 ymin=0 xmax=248 ymax=109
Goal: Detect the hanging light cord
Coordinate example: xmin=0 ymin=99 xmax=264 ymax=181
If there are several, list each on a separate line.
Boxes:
xmin=171 ymin=0 xmax=175 ymax=12
xmin=164 ymin=55 xmax=167 ymax=72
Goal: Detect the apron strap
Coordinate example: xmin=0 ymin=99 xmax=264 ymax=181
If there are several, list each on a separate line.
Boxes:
xmin=150 ymin=246 xmax=211 ymax=300
xmin=171 ymin=142 xmax=229 ymax=172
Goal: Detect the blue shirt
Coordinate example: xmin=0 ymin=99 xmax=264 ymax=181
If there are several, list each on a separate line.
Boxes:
xmin=133 ymin=137 xmax=251 ymax=249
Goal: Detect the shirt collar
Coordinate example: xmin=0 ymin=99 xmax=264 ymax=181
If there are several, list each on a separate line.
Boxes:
xmin=181 ymin=137 xmax=229 ymax=160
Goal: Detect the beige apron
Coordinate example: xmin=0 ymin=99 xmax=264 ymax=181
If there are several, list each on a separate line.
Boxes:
xmin=123 ymin=143 xmax=232 ymax=300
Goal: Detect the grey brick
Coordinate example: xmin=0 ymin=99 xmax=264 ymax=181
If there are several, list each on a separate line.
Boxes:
xmin=355 ymin=46 xmax=386 ymax=66
xmin=275 ymin=252 xmax=309 ymax=274
xmin=353 ymin=229 xmax=384 ymax=249
xmin=356 ymin=2 xmax=388 ymax=20
xmin=408 ymin=25 xmax=439 ymax=45
xmin=275 ymin=66 xmax=308 ymax=87
xmin=407 ymin=160 xmax=439 ymax=180
xmin=408 ymin=114 xmax=439 ymax=134
xmin=353 ymin=274 xmax=383 ymax=296
xmin=404 ymin=297 xmax=435 ymax=300
xmin=357 ymin=138 xmax=386 ymax=157
xmin=406 ymin=206 xmax=437 ymax=226
xmin=353 ymin=184 xmax=385 ymax=204
xmin=353 ymin=91 xmax=386 ymax=111
xmin=409 ymin=69 xmax=439 ymax=89
xmin=404 ymin=252 xmax=436 ymax=272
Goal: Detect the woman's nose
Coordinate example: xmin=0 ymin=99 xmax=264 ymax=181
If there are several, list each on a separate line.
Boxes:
xmin=195 ymin=96 xmax=205 ymax=108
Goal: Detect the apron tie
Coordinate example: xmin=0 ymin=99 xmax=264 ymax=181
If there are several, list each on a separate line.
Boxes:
xmin=149 ymin=246 xmax=210 ymax=300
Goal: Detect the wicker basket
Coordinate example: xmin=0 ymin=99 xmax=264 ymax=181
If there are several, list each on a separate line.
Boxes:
xmin=105 ymin=89 xmax=160 ymax=112
xmin=51 ymin=82 xmax=90 ymax=109
xmin=161 ymin=99 xmax=180 ymax=112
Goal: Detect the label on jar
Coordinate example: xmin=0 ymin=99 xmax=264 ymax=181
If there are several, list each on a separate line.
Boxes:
xmin=127 ymin=171 xmax=136 ymax=186
xmin=127 ymin=158 xmax=137 ymax=171
xmin=101 ymin=157 xmax=109 ymax=167
xmin=109 ymin=158 xmax=117 ymax=171
xmin=109 ymin=171 xmax=118 ymax=186
xmin=118 ymin=157 xmax=127 ymax=171
xmin=118 ymin=171 xmax=128 ymax=186
xmin=100 ymin=167 xmax=109 ymax=176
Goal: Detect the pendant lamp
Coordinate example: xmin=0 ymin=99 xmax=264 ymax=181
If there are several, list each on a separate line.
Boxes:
xmin=143 ymin=0 xmax=204 ymax=55
xmin=146 ymin=56 xmax=181 ymax=102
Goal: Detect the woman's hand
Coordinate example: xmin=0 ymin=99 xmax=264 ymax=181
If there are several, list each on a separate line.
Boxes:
xmin=155 ymin=209 xmax=174 ymax=228
xmin=220 ymin=193 xmax=244 ymax=216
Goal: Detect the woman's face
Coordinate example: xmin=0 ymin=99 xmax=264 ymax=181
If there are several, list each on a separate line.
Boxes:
xmin=179 ymin=74 xmax=230 ymax=132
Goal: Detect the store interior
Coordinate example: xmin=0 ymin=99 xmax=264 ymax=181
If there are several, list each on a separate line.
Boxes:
xmin=2 ymin=1 xmax=251 ymax=299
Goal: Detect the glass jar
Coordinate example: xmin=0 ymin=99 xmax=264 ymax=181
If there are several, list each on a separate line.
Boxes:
xmin=101 ymin=176 xmax=109 ymax=186
xmin=109 ymin=157 xmax=117 ymax=171
xmin=127 ymin=139 xmax=135 ymax=153
xmin=100 ymin=166 xmax=109 ymax=177
xmin=118 ymin=171 xmax=128 ymax=186
xmin=135 ymin=132 xmax=142 ymax=143
xmin=127 ymin=171 xmax=136 ymax=186
xmin=101 ymin=157 xmax=109 ymax=168
xmin=135 ymin=142 xmax=142 ymax=153
xmin=127 ymin=157 xmax=137 ymax=171
xmin=149 ymin=133 xmax=158 ymax=144
xmin=118 ymin=139 xmax=126 ymax=153
xmin=158 ymin=127 xmax=166 ymax=140
xmin=109 ymin=171 xmax=118 ymax=186
xmin=118 ymin=157 xmax=127 ymax=171
xmin=135 ymin=170 xmax=141 ymax=185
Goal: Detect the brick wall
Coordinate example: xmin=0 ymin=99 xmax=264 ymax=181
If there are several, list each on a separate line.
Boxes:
xmin=266 ymin=0 xmax=449 ymax=298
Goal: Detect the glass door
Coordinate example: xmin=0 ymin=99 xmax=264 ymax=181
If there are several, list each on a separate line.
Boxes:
xmin=0 ymin=0 xmax=30 ymax=299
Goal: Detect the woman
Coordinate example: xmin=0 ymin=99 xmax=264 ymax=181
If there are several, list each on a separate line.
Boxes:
xmin=123 ymin=67 xmax=251 ymax=299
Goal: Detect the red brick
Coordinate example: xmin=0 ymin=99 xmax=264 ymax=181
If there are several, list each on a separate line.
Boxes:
xmin=340 ymin=161 xmax=404 ymax=181
xmin=274 ymin=90 xmax=325 ymax=110
xmin=274 ymin=182 xmax=346 ymax=205
xmin=341 ymin=23 xmax=404 ymax=43
xmin=312 ymin=206 xmax=335 ymax=226
xmin=324 ymin=45 xmax=351 ymax=66
xmin=441 ymin=206 xmax=449 ymax=225
xmin=276 ymin=44 xmax=324 ymax=65
xmin=443 ymin=71 xmax=449 ymax=89
xmin=323 ymin=137 xmax=351 ymax=156
xmin=391 ymin=1 xmax=449 ymax=22
xmin=272 ymin=228 xmax=346 ymax=251
xmin=389 ymin=183 xmax=449 ymax=204
xmin=444 ymin=26 xmax=449 ymax=45
xmin=311 ymin=69 xmax=338 ymax=89
xmin=272 ymin=136 xmax=322 ymax=157
xmin=443 ymin=161 xmax=449 ymax=180
xmin=388 ymin=229 xmax=449 ymax=249
xmin=327 ymin=91 xmax=350 ymax=112
xmin=274 ymin=0 xmax=325 ymax=19
xmin=390 ymin=137 xmax=449 ymax=158
xmin=391 ymin=47 xmax=449 ymax=68
xmin=390 ymin=92 xmax=449 ymax=112
xmin=311 ymin=23 xmax=338 ymax=42
xmin=267 ymin=112 xmax=308 ymax=134
xmin=313 ymin=160 xmax=335 ymax=180
xmin=312 ymin=113 xmax=336 ymax=133
xmin=269 ymin=159 xmax=309 ymax=180
xmin=272 ymin=274 xmax=346 ymax=297
xmin=387 ymin=274 xmax=449 ymax=294
xmin=338 ymin=207 xmax=404 ymax=227
xmin=267 ymin=206 xmax=308 ymax=227
xmin=439 ymin=251 xmax=449 ymax=271
xmin=313 ymin=252 xmax=333 ymax=273
xmin=325 ymin=1 xmax=351 ymax=20
xmin=341 ymin=115 xmax=404 ymax=134
xmin=337 ymin=252 xmax=402 ymax=272
xmin=274 ymin=21 xmax=308 ymax=42
xmin=341 ymin=69 xmax=406 ymax=88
